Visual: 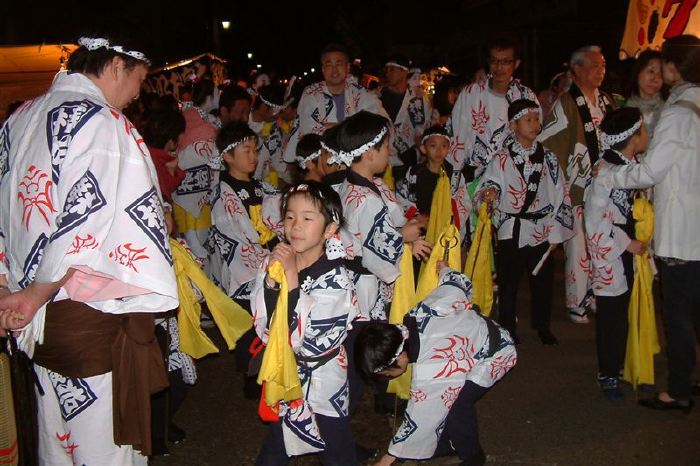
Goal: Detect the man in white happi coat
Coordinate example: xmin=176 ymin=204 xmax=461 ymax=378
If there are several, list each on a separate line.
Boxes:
xmin=448 ymin=36 xmax=537 ymax=175
xmin=0 ymin=37 xmax=178 ymax=465
xmin=541 ymin=46 xmax=615 ymax=323
xmin=282 ymin=43 xmax=389 ymax=164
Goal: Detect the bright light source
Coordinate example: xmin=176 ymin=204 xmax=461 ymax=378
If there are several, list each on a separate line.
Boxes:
xmin=221 ymin=21 xmax=231 ymax=30
xmin=256 ymin=64 xmax=262 ymax=69
xmin=247 ymin=52 xmax=253 ymax=59
xmin=303 ymin=71 xmax=308 ymax=76
xmin=310 ymin=67 xmax=315 ymax=73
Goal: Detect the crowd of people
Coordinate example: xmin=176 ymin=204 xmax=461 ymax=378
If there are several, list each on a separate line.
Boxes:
xmin=0 ymin=30 xmax=699 ymax=466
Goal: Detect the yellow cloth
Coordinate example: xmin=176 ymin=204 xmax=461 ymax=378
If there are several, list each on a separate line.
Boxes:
xmin=257 ymin=262 xmax=303 ymax=408
xmin=249 ymin=204 xmax=277 ymax=245
xmin=623 ymin=198 xmax=660 ymax=389
xmin=264 ymin=170 xmax=280 ymax=188
xmin=382 ymin=164 xmax=395 ymax=191
xmin=424 ymin=170 xmax=452 ymax=246
xmin=387 ymin=245 xmax=415 ymax=399
xmin=262 ymin=122 xmax=274 ymax=138
xmin=171 ymin=238 xmax=252 ymax=359
xmin=464 ymin=203 xmax=494 ymax=316
xmin=173 ymin=204 xmax=212 ymax=234
xmin=416 ymin=224 xmax=462 ymax=303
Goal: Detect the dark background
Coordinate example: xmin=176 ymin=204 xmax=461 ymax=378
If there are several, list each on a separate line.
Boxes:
xmin=3 ymin=0 xmax=630 ymax=92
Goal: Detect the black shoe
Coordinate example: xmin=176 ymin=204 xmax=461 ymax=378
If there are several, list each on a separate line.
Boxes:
xmin=150 ymin=440 xmax=170 ymax=457
xmin=168 ymin=423 xmax=186 ymax=443
xmin=355 ymin=443 xmax=379 ymax=462
xmin=638 ymin=395 xmax=694 ymax=414
xmin=537 ymin=329 xmax=558 ymax=345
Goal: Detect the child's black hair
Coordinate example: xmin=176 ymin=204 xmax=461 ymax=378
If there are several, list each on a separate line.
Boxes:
xmin=219 ymin=84 xmax=251 ymax=110
xmin=281 ymin=180 xmax=344 ymax=229
xmin=507 ymin=98 xmax=540 ymax=122
xmin=216 ymin=121 xmax=258 ymax=173
xmin=354 ymin=322 xmax=404 ymax=380
xmin=296 ymin=133 xmax=323 ymax=170
xmin=599 ymin=107 xmax=643 ymax=151
xmin=421 ymin=124 xmax=450 ymax=142
xmin=321 ymin=124 xmax=342 ymax=155
xmin=335 ymin=110 xmax=390 ymax=164
xmin=142 ymin=109 xmax=186 ymax=149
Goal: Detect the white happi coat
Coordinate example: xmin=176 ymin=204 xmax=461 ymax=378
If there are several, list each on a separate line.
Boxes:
xmin=385 ymin=86 xmax=432 ymax=164
xmin=282 ymin=80 xmax=389 ymax=163
xmin=448 ymin=77 xmax=537 ymax=171
xmin=249 ymin=116 xmax=293 ymax=184
xmin=584 ymin=152 xmax=637 ymax=297
xmin=252 ymin=255 xmax=358 ymax=455
xmin=338 ymin=172 xmax=406 ymax=321
xmin=172 ymin=107 xmax=219 ymax=218
xmin=389 ymin=268 xmax=517 ymax=460
xmin=0 ymin=72 xmax=178 ymax=466
xmin=395 ymin=162 xmax=471 ymax=243
xmin=208 ymin=179 xmax=282 ymax=299
xmin=475 ymin=141 xmax=575 ymax=247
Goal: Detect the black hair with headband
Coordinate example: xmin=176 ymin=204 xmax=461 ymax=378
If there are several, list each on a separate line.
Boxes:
xmin=281 ymin=180 xmax=344 ymax=228
xmin=507 ymin=98 xmax=540 ymax=122
xmin=354 ymin=322 xmax=404 ymax=380
xmin=334 ymin=110 xmax=390 ymax=165
xmin=599 ymin=107 xmax=643 ymax=151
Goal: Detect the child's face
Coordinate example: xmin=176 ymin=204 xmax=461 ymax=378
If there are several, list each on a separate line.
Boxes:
xmin=377 ymin=351 xmax=409 ymax=379
xmin=633 ymin=124 xmax=650 ymax=154
xmin=224 ymin=139 xmax=258 ymax=178
xmin=509 ymin=111 xmax=541 ymax=145
xmin=420 ymin=135 xmax=450 ymax=166
xmin=369 ymin=138 xmax=390 ymax=175
xmin=284 ymin=194 xmax=335 ymax=255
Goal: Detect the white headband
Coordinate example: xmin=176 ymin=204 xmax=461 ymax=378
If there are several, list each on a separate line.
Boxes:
xmin=297 ymin=149 xmax=322 ymax=170
xmin=286 ymin=183 xmax=341 ymax=224
xmin=213 ymin=135 xmax=256 ymax=169
xmin=385 ymin=61 xmax=409 ymax=71
xmin=327 ymin=126 xmax=388 ymax=167
xmin=247 ymin=88 xmax=288 ymax=115
xmin=600 ymin=118 xmax=643 ymax=151
xmin=509 ymin=107 xmax=540 ymax=123
xmin=373 ymin=324 xmax=410 ymax=373
xmin=78 ymin=37 xmax=150 ymax=64
xmin=420 ymin=132 xmax=451 ymax=145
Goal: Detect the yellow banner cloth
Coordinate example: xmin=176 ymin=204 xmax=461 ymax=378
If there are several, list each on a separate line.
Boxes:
xmin=171 ymin=238 xmax=252 ymax=359
xmin=464 ymin=203 xmax=494 ymax=316
xmin=623 ymin=198 xmax=660 ymax=389
xmin=387 ymin=244 xmax=415 ymax=399
xmin=257 ymin=262 xmax=303 ymax=408
xmin=416 ymin=224 xmax=462 ymax=303
xmin=173 ymin=203 xmax=212 ymax=233
xmin=382 ymin=164 xmax=395 ymax=191
xmin=249 ymin=204 xmax=277 ymax=245
xmin=424 ymin=170 xmax=452 ymax=246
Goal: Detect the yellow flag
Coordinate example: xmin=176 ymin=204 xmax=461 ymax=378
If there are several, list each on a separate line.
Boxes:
xmin=249 ymin=204 xmax=277 ymax=245
xmin=257 ymin=262 xmax=303 ymax=407
xmin=416 ymin=224 xmax=462 ymax=303
xmin=264 ymin=169 xmax=280 ymax=188
xmin=171 ymin=239 xmax=253 ymax=359
xmin=382 ymin=164 xmax=395 ymax=191
xmin=623 ymin=198 xmax=660 ymax=389
xmin=464 ymin=203 xmax=494 ymax=316
xmin=387 ymin=244 xmax=415 ymax=399
xmin=424 ymin=170 xmax=452 ymax=246
xmin=173 ymin=203 xmax=212 ymax=233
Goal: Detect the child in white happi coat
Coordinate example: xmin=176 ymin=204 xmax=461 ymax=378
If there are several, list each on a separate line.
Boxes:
xmin=396 ymin=124 xmax=472 ymax=248
xmin=476 ymin=99 xmax=574 ymax=344
xmin=249 ymin=85 xmax=293 ymax=185
xmin=252 ymin=181 xmax=359 ymax=465
xmin=295 ymin=133 xmax=344 ymax=185
xmin=355 ymin=263 xmax=517 ymax=466
xmin=584 ymin=107 xmax=649 ymax=400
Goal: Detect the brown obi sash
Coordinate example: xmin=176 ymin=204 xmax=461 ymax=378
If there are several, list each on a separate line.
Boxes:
xmin=33 ymin=299 xmax=169 ymax=456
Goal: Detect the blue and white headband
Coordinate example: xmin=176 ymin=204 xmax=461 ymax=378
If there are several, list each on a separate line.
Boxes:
xmin=78 ymin=37 xmax=150 ymax=64
xmin=600 ymin=118 xmax=643 ymax=151
xmin=327 ymin=126 xmax=388 ymax=167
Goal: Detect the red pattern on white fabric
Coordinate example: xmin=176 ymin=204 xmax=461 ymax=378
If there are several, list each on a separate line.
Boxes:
xmin=109 ymin=243 xmax=149 ymax=272
xmin=17 ymin=165 xmax=56 ymax=230
xmin=587 ymin=232 xmax=613 ymax=261
xmin=66 ymin=234 xmax=99 ymax=255
xmin=430 ymin=335 xmax=475 ymax=379
xmin=222 ymin=191 xmax=244 ymax=216
xmin=344 ymin=184 xmax=369 ymax=208
xmin=441 ymin=385 xmax=463 ymax=409
xmin=240 ymin=244 xmax=268 ymax=270
xmin=55 ymin=431 xmax=78 ymax=465
xmin=489 ymin=353 xmax=518 ymax=381
xmin=591 ymin=264 xmax=615 ymax=290
xmin=471 ymin=101 xmax=489 ymax=134
xmin=506 ymin=179 xmax=527 ymax=210
xmin=411 ymin=389 xmax=428 ymax=403
xmin=532 ymin=224 xmax=553 ymax=244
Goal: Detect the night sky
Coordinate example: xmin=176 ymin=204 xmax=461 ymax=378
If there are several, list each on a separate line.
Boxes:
xmin=4 ymin=0 xmax=630 ymax=91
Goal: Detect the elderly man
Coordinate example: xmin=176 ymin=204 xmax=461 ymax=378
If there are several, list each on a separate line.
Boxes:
xmin=380 ymin=53 xmax=431 ymax=174
xmin=282 ymin=43 xmax=388 ymax=164
xmin=0 ymin=37 xmax=178 ymax=464
xmin=449 ymin=35 xmax=537 ymax=175
xmin=541 ymin=45 xmax=616 ymax=324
